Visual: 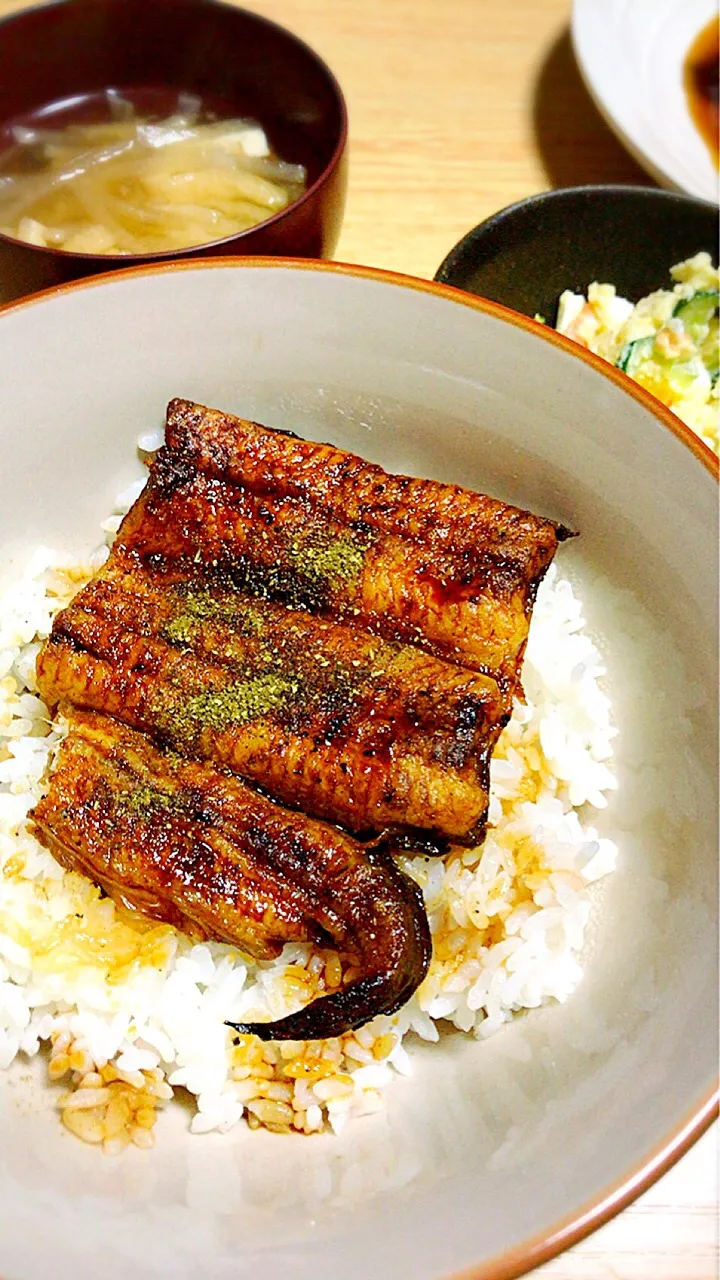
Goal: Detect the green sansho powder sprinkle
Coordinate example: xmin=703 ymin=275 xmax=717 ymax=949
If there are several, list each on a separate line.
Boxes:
xmin=163 ymin=589 xmax=267 ymax=648
xmin=118 ymin=783 xmax=177 ymax=819
xmin=176 ymin=674 xmax=296 ymax=735
xmin=297 ymin=534 xmax=367 ymax=585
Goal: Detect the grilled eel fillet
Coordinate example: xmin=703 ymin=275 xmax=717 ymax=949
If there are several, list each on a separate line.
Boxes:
xmin=37 ymin=399 xmax=569 ymax=846
xmin=33 ymin=401 xmax=571 ymax=1036
xmin=154 ymin=397 xmax=572 ymax=688
xmin=30 ymin=711 xmax=432 ymax=1041
xmin=36 ymin=560 xmax=506 ymax=845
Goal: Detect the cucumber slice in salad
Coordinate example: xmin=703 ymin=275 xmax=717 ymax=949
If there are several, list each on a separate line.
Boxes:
xmin=616 ymin=334 xmax=703 ymax=396
xmin=616 ymin=288 xmax=719 ymax=391
xmin=617 ymin=335 xmax=655 ymax=376
xmin=700 ymin=315 xmax=719 ymax=382
xmin=675 ymin=290 xmax=720 ymax=383
xmin=673 ymin=289 xmax=719 ymax=342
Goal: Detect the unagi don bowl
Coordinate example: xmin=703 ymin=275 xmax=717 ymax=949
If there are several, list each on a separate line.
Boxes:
xmin=0 ymin=259 xmax=716 ymax=1280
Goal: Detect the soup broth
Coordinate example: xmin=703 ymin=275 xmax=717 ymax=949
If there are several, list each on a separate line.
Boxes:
xmin=0 ymin=88 xmax=307 ymax=255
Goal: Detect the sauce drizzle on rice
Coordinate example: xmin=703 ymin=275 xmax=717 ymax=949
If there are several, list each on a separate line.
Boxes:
xmin=0 ymin=437 xmax=618 ymax=1147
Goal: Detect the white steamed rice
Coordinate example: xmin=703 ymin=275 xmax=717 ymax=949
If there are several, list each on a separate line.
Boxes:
xmin=0 ymin=472 xmax=618 ymax=1151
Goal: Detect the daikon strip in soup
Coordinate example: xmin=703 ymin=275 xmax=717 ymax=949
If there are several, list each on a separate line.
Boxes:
xmin=0 ymin=91 xmax=307 ymax=255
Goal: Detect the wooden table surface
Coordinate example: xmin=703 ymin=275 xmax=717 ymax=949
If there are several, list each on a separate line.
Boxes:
xmin=0 ymin=0 xmax=717 ymax=1275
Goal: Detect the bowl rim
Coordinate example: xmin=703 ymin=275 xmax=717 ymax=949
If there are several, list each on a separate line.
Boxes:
xmin=433 ymin=183 xmax=719 ymax=289
xmin=0 ymin=254 xmax=717 ymax=1280
xmin=0 ymin=0 xmax=349 ymax=263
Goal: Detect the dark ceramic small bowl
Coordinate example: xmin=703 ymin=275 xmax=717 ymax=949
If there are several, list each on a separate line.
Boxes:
xmin=435 ymin=186 xmax=718 ymax=320
xmin=0 ymin=0 xmax=348 ymax=301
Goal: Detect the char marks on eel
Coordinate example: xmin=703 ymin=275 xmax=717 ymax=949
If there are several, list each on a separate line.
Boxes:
xmin=33 ymin=398 xmax=570 ymax=1038
xmin=31 ymin=711 xmax=431 ymax=1041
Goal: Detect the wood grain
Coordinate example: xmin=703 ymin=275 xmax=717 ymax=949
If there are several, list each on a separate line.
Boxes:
xmin=236 ymin=0 xmax=651 ymax=279
xmin=0 ymin=0 xmax=716 ymax=1276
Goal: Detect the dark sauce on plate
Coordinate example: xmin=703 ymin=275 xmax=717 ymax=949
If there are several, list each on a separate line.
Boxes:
xmin=683 ymin=16 xmax=719 ymax=170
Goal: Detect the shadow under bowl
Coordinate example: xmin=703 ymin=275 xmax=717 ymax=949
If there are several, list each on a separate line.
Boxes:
xmin=0 ymin=0 xmax=348 ymax=301
xmin=434 ymin=185 xmax=718 ymax=320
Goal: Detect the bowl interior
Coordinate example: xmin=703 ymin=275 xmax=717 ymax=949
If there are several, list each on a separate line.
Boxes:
xmin=0 ymin=0 xmax=344 ymax=187
xmin=434 ymin=186 xmax=719 ymax=319
xmin=0 ymin=262 xmax=717 ymax=1280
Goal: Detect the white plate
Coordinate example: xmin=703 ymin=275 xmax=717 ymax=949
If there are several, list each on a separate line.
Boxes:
xmin=572 ymin=0 xmax=719 ymax=203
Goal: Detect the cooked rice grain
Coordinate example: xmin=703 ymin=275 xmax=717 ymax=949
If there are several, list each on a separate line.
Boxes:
xmin=0 ymin=498 xmax=618 ymax=1146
